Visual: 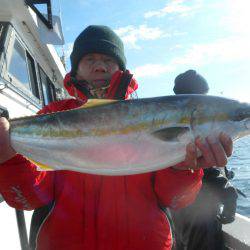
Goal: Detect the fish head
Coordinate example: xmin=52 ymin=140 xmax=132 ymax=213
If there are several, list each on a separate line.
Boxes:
xmin=190 ymin=95 xmax=250 ymax=141
xmin=229 ymin=103 xmax=250 ymax=139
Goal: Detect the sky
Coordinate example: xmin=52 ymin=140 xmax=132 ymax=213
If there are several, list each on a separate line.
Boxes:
xmin=52 ymin=0 xmax=250 ymax=102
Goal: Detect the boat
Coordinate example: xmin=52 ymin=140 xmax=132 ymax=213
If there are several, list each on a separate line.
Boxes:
xmin=223 ymin=213 xmax=250 ymax=249
xmin=0 ymin=0 xmax=249 ymax=249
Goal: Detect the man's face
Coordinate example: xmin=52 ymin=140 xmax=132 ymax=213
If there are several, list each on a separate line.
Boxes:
xmin=76 ymin=53 xmax=119 ymax=98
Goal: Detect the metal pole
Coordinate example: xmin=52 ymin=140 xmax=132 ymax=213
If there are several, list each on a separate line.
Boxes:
xmin=15 ymin=209 xmax=30 ymax=250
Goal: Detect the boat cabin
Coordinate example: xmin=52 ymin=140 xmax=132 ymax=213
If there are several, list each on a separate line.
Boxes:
xmin=0 ymin=0 xmax=66 ymax=118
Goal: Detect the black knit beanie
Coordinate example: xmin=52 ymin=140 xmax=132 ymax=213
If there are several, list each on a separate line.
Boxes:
xmin=70 ymin=25 xmax=126 ymax=76
xmin=173 ymin=69 xmax=209 ymax=94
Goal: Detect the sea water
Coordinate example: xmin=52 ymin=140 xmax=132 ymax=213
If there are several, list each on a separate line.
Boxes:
xmin=228 ymin=136 xmax=250 ymax=217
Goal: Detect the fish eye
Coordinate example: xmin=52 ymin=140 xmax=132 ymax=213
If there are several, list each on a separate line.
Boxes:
xmin=233 ymin=108 xmax=250 ymax=121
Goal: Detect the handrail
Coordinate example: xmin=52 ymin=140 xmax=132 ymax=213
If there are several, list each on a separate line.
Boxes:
xmin=15 ymin=210 xmax=30 ymax=250
xmin=223 ymin=213 xmax=250 ymax=249
xmin=0 ymin=78 xmax=42 ymax=110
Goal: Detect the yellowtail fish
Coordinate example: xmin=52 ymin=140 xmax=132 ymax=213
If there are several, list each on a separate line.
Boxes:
xmin=9 ymin=95 xmax=250 ymax=175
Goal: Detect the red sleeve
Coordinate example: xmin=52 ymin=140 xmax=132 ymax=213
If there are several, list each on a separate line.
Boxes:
xmin=153 ymin=167 xmax=203 ymax=210
xmin=0 ymin=98 xmax=83 ymax=210
xmin=0 ymin=154 xmax=54 ymax=210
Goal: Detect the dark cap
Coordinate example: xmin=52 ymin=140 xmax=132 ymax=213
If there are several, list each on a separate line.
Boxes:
xmin=70 ymin=25 xmax=126 ymax=76
xmin=174 ymin=69 xmax=209 ymax=94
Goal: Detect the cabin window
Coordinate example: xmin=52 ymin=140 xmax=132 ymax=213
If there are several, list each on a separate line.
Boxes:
xmin=0 ymin=23 xmax=6 ymax=70
xmin=0 ymin=24 xmax=4 ymax=42
xmin=0 ymin=23 xmax=7 ymax=54
xmin=2 ymin=24 xmax=58 ymax=109
xmin=26 ymin=52 xmax=40 ymax=99
xmin=38 ymin=66 xmax=55 ymax=105
xmin=0 ymin=22 xmax=9 ymax=60
xmin=6 ymin=34 xmax=43 ymax=105
xmin=8 ymin=39 xmax=30 ymax=90
xmin=47 ymin=78 xmax=56 ymax=101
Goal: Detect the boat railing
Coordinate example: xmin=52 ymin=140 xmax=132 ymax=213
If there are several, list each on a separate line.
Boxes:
xmin=223 ymin=213 xmax=250 ymax=250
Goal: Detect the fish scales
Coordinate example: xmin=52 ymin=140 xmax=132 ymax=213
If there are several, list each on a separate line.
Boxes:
xmin=9 ymin=95 xmax=250 ymax=175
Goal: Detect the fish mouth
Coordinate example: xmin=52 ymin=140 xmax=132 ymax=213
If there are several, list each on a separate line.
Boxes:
xmin=244 ymin=118 xmax=250 ymax=130
xmin=234 ymin=107 xmax=250 ymax=122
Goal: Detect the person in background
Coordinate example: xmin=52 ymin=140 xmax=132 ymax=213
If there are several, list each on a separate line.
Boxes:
xmin=0 ymin=27 xmax=233 ymax=250
xmin=171 ymin=69 xmax=238 ymax=250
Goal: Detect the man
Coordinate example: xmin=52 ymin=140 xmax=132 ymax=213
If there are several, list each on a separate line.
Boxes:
xmin=0 ymin=26 xmax=233 ymax=250
xmin=173 ymin=69 xmax=209 ymax=94
xmin=171 ymin=69 xmax=238 ymax=250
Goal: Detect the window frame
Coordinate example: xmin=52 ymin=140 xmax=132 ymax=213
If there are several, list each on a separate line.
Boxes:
xmin=26 ymin=51 xmax=42 ymax=100
xmin=38 ymin=65 xmax=56 ymax=105
xmin=25 ymin=0 xmax=53 ymax=30
xmin=0 ymin=22 xmax=12 ymax=76
xmin=0 ymin=23 xmax=58 ymax=108
xmin=7 ymin=37 xmax=32 ymax=93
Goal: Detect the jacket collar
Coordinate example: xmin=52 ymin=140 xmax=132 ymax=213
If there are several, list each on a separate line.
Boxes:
xmin=63 ymin=70 xmax=138 ymax=101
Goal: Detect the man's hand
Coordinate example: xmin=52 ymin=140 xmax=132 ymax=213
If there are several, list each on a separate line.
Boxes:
xmin=203 ymin=168 xmax=238 ymax=224
xmin=0 ymin=117 xmax=16 ymax=163
xmin=172 ymin=132 xmax=233 ymax=170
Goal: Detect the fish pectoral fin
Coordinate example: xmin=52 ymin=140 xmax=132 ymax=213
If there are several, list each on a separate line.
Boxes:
xmin=80 ymin=99 xmax=118 ymax=109
xmin=27 ymin=158 xmax=54 ymax=171
xmin=152 ymin=126 xmax=190 ymax=141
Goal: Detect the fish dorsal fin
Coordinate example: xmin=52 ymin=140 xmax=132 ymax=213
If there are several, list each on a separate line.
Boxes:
xmin=152 ymin=126 xmax=190 ymax=141
xmin=80 ymin=99 xmax=118 ymax=109
xmin=27 ymin=158 xmax=54 ymax=171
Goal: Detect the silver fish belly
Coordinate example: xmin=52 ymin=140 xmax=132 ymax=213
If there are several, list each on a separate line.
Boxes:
xmin=9 ymin=95 xmax=250 ymax=175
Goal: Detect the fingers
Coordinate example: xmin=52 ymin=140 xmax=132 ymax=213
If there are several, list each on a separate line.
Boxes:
xmin=0 ymin=117 xmax=10 ymax=144
xmin=172 ymin=133 xmax=233 ymax=171
xmin=219 ymin=132 xmax=233 ymax=157
xmin=185 ymin=143 xmax=198 ymax=169
xmin=0 ymin=117 xmax=9 ymax=130
xmin=171 ymin=143 xmax=198 ymax=170
xmin=195 ymin=136 xmax=217 ymax=168
xmin=195 ymin=134 xmax=230 ymax=169
xmin=206 ymin=135 xmax=227 ymax=167
xmin=0 ymin=117 xmax=16 ymax=163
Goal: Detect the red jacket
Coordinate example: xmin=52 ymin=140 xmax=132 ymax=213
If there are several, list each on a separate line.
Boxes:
xmin=0 ymin=71 xmax=203 ymax=250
